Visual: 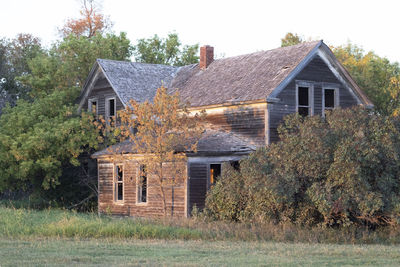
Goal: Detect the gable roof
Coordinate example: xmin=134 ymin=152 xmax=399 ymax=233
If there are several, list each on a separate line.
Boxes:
xmin=79 ymin=41 xmax=372 ymax=111
xmin=170 ymin=41 xmax=322 ymax=106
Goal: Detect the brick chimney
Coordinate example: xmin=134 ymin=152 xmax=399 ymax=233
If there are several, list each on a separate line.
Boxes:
xmin=199 ymin=45 xmax=214 ymax=69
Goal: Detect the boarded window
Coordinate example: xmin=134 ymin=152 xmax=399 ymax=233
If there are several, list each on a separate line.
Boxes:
xmin=298 ymin=86 xmax=310 ymax=117
xmin=210 ymin=164 xmax=221 ymax=185
xmin=138 ymin=165 xmax=147 ymax=203
xmin=114 ymin=164 xmax=123 ymax=202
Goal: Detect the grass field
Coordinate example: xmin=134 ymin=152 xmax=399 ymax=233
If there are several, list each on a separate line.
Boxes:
xmin=1 ymin=238 xmax=400 ymax=266
xmin=1 ymin=205 xmax=400 ymax=266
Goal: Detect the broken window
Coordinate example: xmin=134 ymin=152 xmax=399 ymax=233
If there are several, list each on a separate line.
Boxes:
xmin=88 ymin=99 xmax=97 ymax=115
xmin=297 ymin=86 xmax=310 ymax=116
xmin=114 ymin=164 xmax=123 ymax=202
xmin=137 ymin=164 xmax=147 ymax=203
xmin=210 ymin=164 xmax=221 ymax=186
xmin=324 ymin=88 xmax=337 ymax=115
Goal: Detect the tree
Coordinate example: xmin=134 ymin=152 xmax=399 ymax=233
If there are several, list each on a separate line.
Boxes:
xmin=19 ymin=32 xmax=132 ymax=97
xmin=117 ymin=86 xmax=204 ymax=216
xmin=0 ymin=34 xmax=43 ymax=107
xmin=0 ymin=88 xmax=101 ymax=198
xmin=59 ymin=0 xmax=113 ymax=38
xmin=133 ymin=33 xmax=199 ymax=66
xmin=281 ymin=32 xmax=303 ymax=47
xmin=333 ymin=43 xmax=400 ymax=115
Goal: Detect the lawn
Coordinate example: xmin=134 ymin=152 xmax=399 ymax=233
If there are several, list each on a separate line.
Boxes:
xmin=1 ymin=238 xmax=400 ymax=266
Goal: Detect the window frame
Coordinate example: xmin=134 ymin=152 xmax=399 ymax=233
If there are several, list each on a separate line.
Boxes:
xmin=296 ymin=82 xmax=314 ymax=116
xmin=113 ymin=163 xmax=124 ymax=204
xmin=105 ymin=96 xmax=116 ymax=122
xmin=322 ymin=86 xmax=339 ymax=117
xmin=88 ymin=98 xmax=98 ymax=116
xmin=136 ymin=164 xmax=148 ymax=205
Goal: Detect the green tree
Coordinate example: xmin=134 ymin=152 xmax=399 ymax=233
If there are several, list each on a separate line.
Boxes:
xmin=0 ymin=88 xmax=100 ymax=196
xmin=333 ymin=43 xmax=400 ymax=115
xmin=281 ymin=32 xmax=303 ymax=47
xmin=19 ymin=33 xmax=132 ymax=97
xmin=133 ymin=33 xmax=199 ymax=66
xmin=0 ymin=34 xmax=43 ymax=106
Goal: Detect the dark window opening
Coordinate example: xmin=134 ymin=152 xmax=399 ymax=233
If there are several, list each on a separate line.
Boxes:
xmin=298 ymin=86 xmax=310 ymax=116
xmin=210 ymin=164 xmax=221 ymax=185
xmin=115 ymin=165 xmax=123 ymax=201
xmin=298 ymin=87 xmax=309 ymax=106
xmin=108 ymin=99 xmax=115 ymax=117
xmin=325 ymin=89 xmax=335 ymax=109
xmin=138 ymin=165 xmax=147 ymax=203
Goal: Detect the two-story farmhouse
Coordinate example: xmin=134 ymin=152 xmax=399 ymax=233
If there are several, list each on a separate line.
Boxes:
xmin=78 ymin=41 xmax=372 ymax=217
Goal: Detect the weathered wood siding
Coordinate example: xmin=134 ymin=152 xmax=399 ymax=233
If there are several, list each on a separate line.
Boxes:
xmin=201 ymin=103 xmax=266 ymax=147
xmin=98 ymin=157 xmax=187 ymax=218
xmin=268 ymin=55 xmax=359 ymax=142
xmin=82 ymin=77 xmax=124 ymax=117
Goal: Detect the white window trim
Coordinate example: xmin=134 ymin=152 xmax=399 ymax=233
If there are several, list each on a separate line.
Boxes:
xmin=88 ymin=98 xmax=98 ymax=115
xmin=296 ymin=82 xmax=314 ymax=116
xmin=105 ymin=96 xmax=116 ymax=120
xmin=136 ymin=164 xmax=148 ymax=205
xmin=322 ymin=86 xmax=339 ymax=117
xmin=113 ymin=163 xmax=124 ymax=204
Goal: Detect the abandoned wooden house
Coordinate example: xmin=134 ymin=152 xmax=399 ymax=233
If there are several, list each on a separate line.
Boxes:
xmin=78 ymin=40 xmax=372 ymax=217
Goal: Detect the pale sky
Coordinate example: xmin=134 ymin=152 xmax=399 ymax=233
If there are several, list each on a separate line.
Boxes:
xmin=1 ymin=0 xmax=399 ymax=63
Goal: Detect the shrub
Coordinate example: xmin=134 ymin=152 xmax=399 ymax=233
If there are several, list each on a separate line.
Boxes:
xmin=205 ymin=107 xmax=400 ymax=227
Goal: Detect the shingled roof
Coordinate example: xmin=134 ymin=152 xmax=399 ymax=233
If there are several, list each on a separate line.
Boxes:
xmin=97 ymin=59 xmax=179 ymax=104
xmin=170 ymin=41 xmax=321 ymax=106
xmin=92 ymin=129 xmax=256 ymax=158
xmin=80 ymin=40 xmax=372 ymax=110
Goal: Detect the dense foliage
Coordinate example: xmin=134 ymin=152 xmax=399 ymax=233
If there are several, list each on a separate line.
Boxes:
xmin=205 ymin=107 xmax=400 ymax=227
xmin=0 ymin=88 xmax=100 ymax=199
xmin=133 ymin=33 xmax=199 ymax=66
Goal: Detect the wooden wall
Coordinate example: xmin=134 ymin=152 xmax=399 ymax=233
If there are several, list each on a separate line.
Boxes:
xmin=82 ymin=77 xmax=124 ymax=117
xmin=201 ymin=103 xmax=267 ymax=147
xmin=268 ymin=55 xmax=359 ymax=143
xmin=97 ymin=157 xmax=187 ymax=218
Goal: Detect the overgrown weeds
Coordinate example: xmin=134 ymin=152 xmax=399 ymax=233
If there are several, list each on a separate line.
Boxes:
xmin=1 ymin=204 xmax=400 ymax=244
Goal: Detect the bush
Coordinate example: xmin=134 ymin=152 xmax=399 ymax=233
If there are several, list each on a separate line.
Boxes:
xmin=205 ymin=107 xmax=400 ymax=227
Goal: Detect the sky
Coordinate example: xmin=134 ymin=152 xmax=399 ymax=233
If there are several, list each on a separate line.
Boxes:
xmin=1 ymin=0 xmax=399 ymax=63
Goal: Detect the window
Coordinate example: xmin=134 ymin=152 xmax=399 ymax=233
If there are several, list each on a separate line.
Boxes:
xmin=209 ymin=164 xmax=221 ymax=186
xmin=137 ymin=164 xmax=147 ymax=203
xmin=323 ymin=88 xmax=338 ymax=116
xmin=114 ymin=164 xmax=124 ymax=202
xmin=88 ymin=98 xmax=98 ymax=115
xmin=297 ymin=86 xmax=312 ymax=116
xmin=106 ymin=97 xmax=116 ymax=122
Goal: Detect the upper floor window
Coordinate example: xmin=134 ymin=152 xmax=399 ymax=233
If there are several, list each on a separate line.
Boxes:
xmin=114 ymin=164 xmax=124 ymax=202
xmin=88 ymin=98 xmax=98 ymax=115
xmin=323 ymin=87 xmax=339 ymax=116
xmin=106 ymin=97 xmax=116 ymax=122
xmin=296 ymin=84 xmax=314 ymax=116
